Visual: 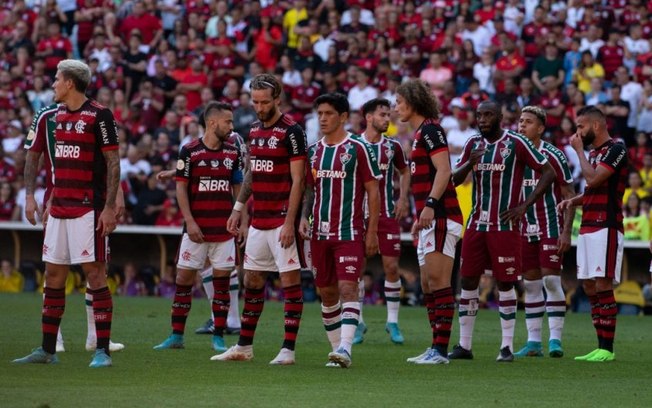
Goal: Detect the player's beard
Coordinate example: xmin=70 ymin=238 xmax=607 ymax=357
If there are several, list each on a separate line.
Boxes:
xmin=372 ymin=120 xmax=389 ymax=135
xmin=257 ymin=105 xmax=277 ymax=123
xmin=583 ymin=128 xmax=596 ymax=146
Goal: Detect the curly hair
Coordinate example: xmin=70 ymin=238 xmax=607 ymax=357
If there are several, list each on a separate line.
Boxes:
xmin=521 ymin=105 xmax=547 ymax=126
xmin=396 ymin=79 xmax=439 ymax=119
xmin=250 ymin=73 xmax=282 ymax=99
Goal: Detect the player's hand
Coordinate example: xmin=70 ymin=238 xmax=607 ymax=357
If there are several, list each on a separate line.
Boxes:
xmin=394 ymin=197 xmax=409 ymax=221
xmin=557 ymin=231 xmax=571 ymax=255
xmin=365 ymin=231 xmax=379 ymax=257
xmin=299 ymin=217 xmax=311 ymax=240
xmin=43 ymin=200 xmax=51 ymax=227
xmin=278 ymin=221 xmax=295 ymax=249
xmin=97 ymin=206 xmax=117 ymax=237
xmin=557 ymin=199 xmax=573 ymax=213
xmin=469 ymin=145 xmax=486 ymax=165
xmin=410 ymin=220 xmax=419 ymax=240
xmin=237 ymin=221 xmax=248 ymax=249
xmin=569 ymin=133 xmax=583 ymax=151
xmin=500 ymin=204 xmax=526 ymax=225
xmin=227 ymin=210 xmax=241 ymax=236
xmin=24 ymin=194 xmax=41 ymax=226
xmin=186 ymin=219 xmax=204 ymax=243
xmin=417 ymin=207 xmax=434 ymax=231
xmin=156 ymin=169 xmax=175 ymax=181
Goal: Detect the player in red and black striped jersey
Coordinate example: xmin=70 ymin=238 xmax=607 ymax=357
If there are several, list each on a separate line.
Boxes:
xmin=14 ymin=60 xmax=121 ymax=368
xmin=154 ymin=102 xmax=243 ymax=354
xmin=558 ymin=106 xmax=628 ymax=362
xmin=396 ymin=80 xmax=463 ymax=365
xmin=218 ymin=74 xmax=307 ymax=365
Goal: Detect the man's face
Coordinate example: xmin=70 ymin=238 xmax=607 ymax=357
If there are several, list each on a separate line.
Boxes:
xmin=208 ymin=110 xmax=234 ymax=141
xmin=368 ymin=105 xmax=391 ymax=134
xmin=251 ymin=88 xmax=278 ymax=123
xmin=575 ymin=115 xmax=596 ymax=146
xmin=52 ymin=71 xmax=69 ymax=103
xmin=476 ymin=104 xmax=501 ymax=137
xmin=317 ymin=103 xmax=345 ymax=136
xmin=394 ymin=94 xmax=413 ymax=123
xmin=518 ymin=112 xmax=544 ymax=141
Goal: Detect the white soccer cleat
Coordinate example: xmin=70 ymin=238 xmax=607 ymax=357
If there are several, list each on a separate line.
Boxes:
xmin=210 ymin=345 xmax=253 ymax=361
xmin=406 ymin=348 xmax=430 ymax=363
xmin=414 ymin=348 xmax=450 ymax=365
xmin=325 ymin=361 xmax=340 ymax=368
xmin=328 ymin=348 xmax=352 ymax=368
xmin=86 ymin=339 xmax=125 ymax=352
xmin=269 ymin=348 xmax=295 ymax=365
xmin=56 ymin=341 xmax=65 ymax=353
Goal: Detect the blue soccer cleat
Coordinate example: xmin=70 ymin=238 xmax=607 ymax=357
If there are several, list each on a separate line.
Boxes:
xmin=212 ymin=335 xmax=227 ymax=352
xmin=353 ymin=321 xmax=367 ymax=344
xmin=385 ymin=322 xmax=405 ymax=344
xmin=153 ymin=334 xmax=184 ymax=350
xmin=514 ymin=341 xmax=544 ymax=357
xmin=89 ymin=349 xmax=112 ymax=368
xmin=548 ymin=339 xmax=564 ymax=358
xmin=12 ymin=347 xmax=58 ymax=364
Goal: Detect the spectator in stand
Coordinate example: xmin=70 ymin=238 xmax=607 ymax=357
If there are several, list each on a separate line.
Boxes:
xmin=291 ymin=67 xmax=321 ymax=126
xmin=623 ymin=193 xmax=650 ymax=241
xmin=473 ymin=49 xmax=496 ymax=96
xmin=176 ymin=57 xmax=208 ymax=113
xmin=75 ymin=0 xmax=105 ymax=57
xmin=447 ymin=110 xmax=477 ymax=166
xmin=155 ymin=110 xmax=181 ymax=146
xmin=623 ymin=170 xmax=650 ymax=205
xmin=233 ymin=93 xmax=256 ymax=138
xmin=283 ymin=0 xmax=309 ymax=55
xmin=293 ymin=36 xmax=323 ymax=75
xmin=419 ymin=52 xmax=452 ymax=98
xmin=129 ymin=79 xmax=164 ymax=134
xmin=0 ymin=182 xmax=15 ymax=221
xmin=564 ymin=38 xmax=583 ymax=85
xmin=119 ymin=0 xmax=163 ymax=51
xmin=575 ymin=51 xmax=605 ymax=94
xmin=35 ymin=21 xmax=73 ymax=78
xmin=579 ymin=25 xmax=605 ymax=59
xmin=624 ymin=24 xmax=650 ymax=73
xmin=156 ymin=197 xmax=183 ymax=227
xmin=585 ymin=78 xmax=610 ymax=106
xmin=0 ymin=259 xmax=23 ymax=293
xmin=532 ymin=42 xmax=565 ymax=93
xmin=252 ymin=9 xmax=283 ymax=72
xmin=598 ymin=31 xmax=625 ymax=83
xmin=615 ymin=66 xmax=644 ymax=142
xmin=603 ymin=84 xmax=630 ymax=142
xmin=639 ymin=79 xmax=652 ymax=134
xmin=517 ymin=77 xmax=540 ymax=109
xmin=629 ymin=132 xmax=651 ymax=170
xmin=118 ymin=262 xmax=147 ymax=297
xmin=461 ymin=13 xmax=491 ymax=58
xmin=495 ymin=77 xmax=518 ymax=108
xmin=348 ymin=67 xmax=378 ymax=112
xmin=122 ymin=32 xmax=148 ymax=100
xmin=494 ymin=34 xmax=526 ymax=95
xmin=522 ymin=6 xmax=551 ymax=65
xmin=461 ymin=79 xmax=491 ymax=111
xmin=132 ymin=172 xmax=167 ymax=226
xmin=640 ymin=153 xmax=652 ymax=193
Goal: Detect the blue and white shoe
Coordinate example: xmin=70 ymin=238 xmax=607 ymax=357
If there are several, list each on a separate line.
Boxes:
xmin=414 ymin=348 xmax=450 ymax=365
xmin=328 ymin=347 xmax=352 ymax=368
xmin=153 ymin=334 xmax=184 ymax=350
xmin=385 ymin=322 xmax=404 ymax=344
xmin=89 ymin=349 xmax=112 ymax=368
xmin=212 ymin=335 xmax=227 ymax=352
xmin=353 ymin=322 xmax=367 ymax=344
xmin=406 ymin=348 xmax=430 ymax=363
xmin=12 ymin=347 xmax=58 ymax=364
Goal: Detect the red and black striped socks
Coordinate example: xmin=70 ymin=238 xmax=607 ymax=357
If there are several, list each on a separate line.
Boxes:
xmin=434 ymin=287 xmax=455 ymax=355
xmin=212 ymin=277 xmax=230 ymax=337
xmin=89 ymin=286 xmax=113 ymax=354
xmin=282 ymin=284 xmax=303 ymax=351
xmin=597 ymin=290 xmax=617 ymax=352
xmin=42 ymin=286 xmax=66 ymax=354
xmin=238 ymin=287 xmax=265 ymax=346
xmin=171 ymin=284 xmax=193 ymax=336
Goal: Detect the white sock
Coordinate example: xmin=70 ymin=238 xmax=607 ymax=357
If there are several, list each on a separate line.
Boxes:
xmin=339 ymin=302 xmax=360 ymax=354
xmin=357 ymin=279 xmax=365 ymax=324
xmin=523 ymin=279 xmax=544 ymax=343
xmin=543 ymin=275 xmax=566 ymax=341
xmin=321 ymin=302 xmax=341 ymax=352
xmin=227 ymin=270 xmax=241 ymax=328
xmin=385 ymin=279 xmax=401 ymax=324
xmin=200 ymin=267 xmax=214 ymax=320
xmin=57 ymin=328 xmax=63 ymax=344
xmin=85 ymin=285 xmax=96 ymax=343
xmin=499 ymin=288 xmax=517 ymax=351
xmin=459 ymin=288 xmax=479 ymax=350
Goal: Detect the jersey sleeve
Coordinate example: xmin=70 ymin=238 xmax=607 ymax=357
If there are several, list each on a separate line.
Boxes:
xmin=95 ymin=108 xmax=119 ymax=151
xmin=456 ymin=135 xmax=478 ymax=169
xmin=392 ymin=139 xmax=408 ymax=170
xmin=24 ymin=109 xmax=48 ymax=152
xmin=175 ymin=146 xmax=191 ymax=182
xmin=231 ymin=147 xmax=244 ymax=185
xmin=515 ymin=134 xmax=548 ymax=171
xmin=285 ymin=123 xmax=307 ymax=161
xmin=547 ymin=146 xmax=573 ymax=185
xmin=421 ymin=123 xmax=449 ymax=156
xmin=357 ymin=140 xmax=382 ymax=182
xmin=600 ymin=142 xmax=627 ymax=173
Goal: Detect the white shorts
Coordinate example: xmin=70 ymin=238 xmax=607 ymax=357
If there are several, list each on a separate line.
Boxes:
xmin=416 ymin=218 xmax=462 ymax=266
xmin=576 ymin=228 xmax=624 ymax=284
xmin=177 ymin=234 xmax=236 ymax=271
xmin=42 ymin=211 xmax=108 ymax=265
xmin=244 ymin=226 xmax=301 ymax=273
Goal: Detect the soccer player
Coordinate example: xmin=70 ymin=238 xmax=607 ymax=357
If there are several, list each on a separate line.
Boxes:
xmin=393 ymin=80 xmax=463 ymax=365
xmin=450 ymin=100 xmax=556 ymax=362
xmin=23 ymin=103 xmax=125 ymax=354
xmin=558 ymin=106 xmax=627 ymax=362
xmin=514 ymin=106 xmax=576 ymax=358
xmin=153 ymin=101 xmax=243 ymax=353
xmin=299 ymin=93 xmax=381 ymax=368
xmin=214 ymin=73 xmax=307 ymax=365
xmin=355 ymin=98 xmax=410 ymax=345
xmin=14 ymin=59 xmax=121 ymax=368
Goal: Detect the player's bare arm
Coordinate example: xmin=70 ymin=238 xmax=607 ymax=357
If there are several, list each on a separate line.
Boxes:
xmin=299 ymin=186 xmax=314 ymax=240
xmin=394 ymin=166 xmax=410 ymax=220
xmin=364 ymin=179 xmax=380 ymax=257
xmin=97 ymin=149 xmax=120 ymax=237
xmin=501 ymin=161 xmax=556 ymax=224
xmin=570 ymin=133 xmax=615 ymax=188
xmin=452 ymin=146 xmax=485 ymax=186
xmin=176 ymin=180 xmax=204 ymax=243
xmin=231 ymin=183 xmax=247 ymax=246
xmin=416 ymin=151 xmax=451 ymax=232
xmin=227 ymin=169 xmax=252 ymax=235
xmin=279 ymin=158 xmax=306 ymax=249
xmin=24 ymin=150 xmax=42 ymax=225
xmin=156 ymin=169 xmax=176 ymax=181
xmin=558 ymin=183 xmax=576 ymax=254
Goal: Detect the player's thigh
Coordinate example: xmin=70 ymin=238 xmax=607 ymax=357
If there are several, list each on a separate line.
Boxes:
xmin=538 ymin=237 xmax=563 ymax=273
xmin=579 ymin=229 xmax=624 ymax=283
xmin=207 ymin=239 xmax=236 ymax=271
xmin=243 ymin=226 xmax=276 ymax=272
xmin=177 ymin=233 xmax=209 ymax=271
xmin=333 ymin=240 xmax=365 ymax=284
xmin=521 ymin=237 xmax=542 ymax=280
xmin=42 ymin=216 xmax=70 ymax=265
xmin=460 ymin=228 xmax=489 ymax=279
xmin=68 ymin=211 xmax=108 ymax=264
xmin=377 ymin=217 xmax=402 ymax=258
xmin=487 ymin=230 xmax=521 ymax=283
xmin=268 ymin=225 xmax=301 ymax=273
xmin=311 ymin=239 xmax=336 ymax=288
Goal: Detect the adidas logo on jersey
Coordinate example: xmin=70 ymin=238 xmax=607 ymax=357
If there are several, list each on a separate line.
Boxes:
xmin=198 ymin=160 xmax=207 ymax=167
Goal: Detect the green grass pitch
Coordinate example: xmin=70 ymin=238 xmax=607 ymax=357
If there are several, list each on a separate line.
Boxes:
xmin=1 ymin=293 xmax=650 ymax=408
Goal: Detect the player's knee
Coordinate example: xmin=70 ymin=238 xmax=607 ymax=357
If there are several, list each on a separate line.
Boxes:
xmin=542 ymin=274 xmax=561 ymax=293
xmin=243 ymin=270 xmax=266 ymax=289
xmin=461 ymin=276 xmax=480 ymax=291
xmin=338 ymin=280 xmax=358 ymax=302
xmin=496 ymin=280 xmax=514 ymax=292
xmin=594 ymin=278 xmax=613 ymax=293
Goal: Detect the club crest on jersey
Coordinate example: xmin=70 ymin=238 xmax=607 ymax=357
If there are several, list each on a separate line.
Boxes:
xmin=500 ymin=147 xmax=511 ymax=159
xmin=66 ymin=122 xmax=73 ymax=132
xmin=385 ymin=146 xmax=394 ymax=160
xmin=211 ymin=160 xmax=220 ymax=168
xmin=223 ymin=157 xmax=233 ymax=170
xmin=176 ymin=159 xmax=185 ymax=170
xmin=340 ymin=152 xmax=352 ymax=165
xmin=75 ymin=119 xmax=86 ymax=134
xmin=268 ymin=136 xmax=279 ymax=149
xmin=257 ymin=138 xmax=265 ymax=147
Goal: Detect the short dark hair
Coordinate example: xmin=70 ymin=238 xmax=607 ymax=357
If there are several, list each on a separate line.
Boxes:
xmin=576 ymin=105 xmax=606 ymax=122
xmin=250 ymin=73 xmax=283 ymax=99
xmin=202 ymin=101 xmax=232 ymax=126
xmin=521 ymin=106 xmax=547 ymax=126
xmin=396 ymin=79 xmax=439 ymax=118
xmin=314 ymin=93 xmax=349 ymax=114
xmin=361 ymin=98 xmax=391 ymax=116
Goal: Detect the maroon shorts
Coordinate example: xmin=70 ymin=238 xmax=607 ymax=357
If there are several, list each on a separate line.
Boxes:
xmin=460 ymin=229 xmax=521 ymax=282
xmin=311 ymin=239 xmax=364 ymax=288
xmin=377 ymin=216 xmax=401 ymax=257
xmin=521 ymin=237 xmax=563 ymax=272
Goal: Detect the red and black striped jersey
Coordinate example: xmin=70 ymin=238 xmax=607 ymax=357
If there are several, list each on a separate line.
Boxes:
xmin=580 ymin=139 xmax=628 ymax=234
xmin=410 ymin=118 xmax=463 ymax=225
xmin=50 ymin=99 xmax=119 ymax=218
xmin=176 ymin=139 xmax=243 ymax=242
xmin=248 ymin=114 xmax=307 ymax=230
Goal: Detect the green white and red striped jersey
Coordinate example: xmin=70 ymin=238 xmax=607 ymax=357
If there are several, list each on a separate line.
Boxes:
xmin=361 ymin=134 xmax=407 ymax=218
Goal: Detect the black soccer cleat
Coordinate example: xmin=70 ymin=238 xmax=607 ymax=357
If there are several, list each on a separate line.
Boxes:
xmin=447 ymin=344 xmax=474 ymax=360
xmin=496 ymin=346 xmax=514 ymax=362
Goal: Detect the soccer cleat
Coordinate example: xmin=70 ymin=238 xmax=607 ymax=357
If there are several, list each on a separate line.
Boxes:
xmin=514 ymin=341 xmax=543 ymax=357
xmin=212 ymin=335 xmax=227 ymax=352
xmin=195 ymin=319 xmax=214 ymax=334
xmin=353 ymin=321 xmax=367 ymax=344
xmin=89 ymin=349 xmax=112 ymax=368
xmin=325 ymin=361 xmax=341 ymax=368
xmin=153 ymin=334 xmax=184 ymax=350
xmin=574 ymin=348 xmax=601 ymax=361
xmin=406 ymin=348 xmax=431 ymax=363
xmin=12 ymin=347 xmax=59 ymax=364
xmin=210 ymin=345 xmax=253 ymax=361
xmin=385 ymin=322 xmax=405 ymax=344
xmin=496 ymin=346 xmax=514 ymax=362
xmin=447 ymin=344 xmax=474 ymax=360
xmin=225 ymin=326 xmax=241 ymax=335
xmin=86 ymin=340 xmax=125 ymax=352
xmin=548 ymin=339 xmax=564 ymax=358
xmin=585 ymin=349 xmax=615 ymax=362
xmin=414 ymin=348 xmax=450 ymax=365
xmin=269 ymin=348 xmax=296 ymax=365
xmin=328 ymin=348 xmax=352 ymax=368
xmin=56 ymin=340 xmax=65 ymax=353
